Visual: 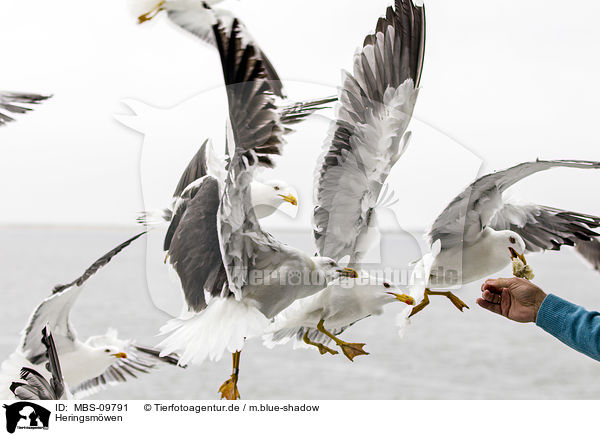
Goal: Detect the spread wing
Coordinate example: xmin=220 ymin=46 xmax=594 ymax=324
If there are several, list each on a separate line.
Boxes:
xmin=489 ymin=204 xmax=600 ymax=254
xmin=137 ymin=139 xmax=227 ymax=227
xmin=166 ymin=4 xmax=285 ymax=98
xmin=166 ymin=175 xmax=229 ymax=311
xmin=211 ymin=10 xmax=291 ymax=299
xmin=171 ymin=139 xmax=227 ymax=201
xmin=429 ymin=160 xmax=600 ymax=250
xmin=313 ymin=0 xmax=425 ymax=263
xmin=71 ymin=340 xmax=181 ymax=399
xmin=0 ymin=91 xmax=51 ymax=126
xmin=11 ymin=327 xmax=67 ymax=400
xmin=19 ymin=232 xmax=146 ymax=363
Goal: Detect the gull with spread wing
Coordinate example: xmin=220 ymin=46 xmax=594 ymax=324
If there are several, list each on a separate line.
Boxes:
xmin=264 ymin=0 xmax=422 ymax=361
xmin=405 ymin=159 xmax=600 ymax=319
xmin=9 ymin=327 xmax=70 ymax=400
xmin=0 ymin=233 xmax=181 ymax=399
xmin=134 ymin=0 xmax=336 ymax=110
xmin=155 ymin=6 xmax=357 ymax=400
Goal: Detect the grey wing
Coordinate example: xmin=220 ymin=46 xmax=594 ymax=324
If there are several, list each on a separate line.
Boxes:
xmin=11 ymin=327 xmax=67 ymax=400
xmin=10 ymin=368 xmax=56 ymax=400
xmin=71 ymin=345 xmax=181 ymax=399
xmin=489 ymin=204 xmax=600 ymax=254
xmin=166 ymin=175 xmax=230 ymax=311
xmin=166 ymin=5 xmax=284 ymax=98
xmin=0 ymin=91 xmax=51 ymax=126
xmin=575 ymin=238 xmax=600 ymax=271
xmin=313 ymin=0 xmax=425 ymax=263
xmin=20 ymin=232 xmax=146 ymax=363
xmin=279 ymin=96 xmax=337 ymax=134
xmin=429 ymin=160 xmax=600 ymax=250
xmin=211 ymin=11 xmax=289 ymax=298
xmin=139 ymin=139 xmax=227 ymax=227
xmin=172 ymin=139 xmax=212 ymax=199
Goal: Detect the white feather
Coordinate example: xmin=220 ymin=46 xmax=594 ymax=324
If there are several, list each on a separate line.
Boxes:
xmin=157 ymin=297 xmax=269 ymax=366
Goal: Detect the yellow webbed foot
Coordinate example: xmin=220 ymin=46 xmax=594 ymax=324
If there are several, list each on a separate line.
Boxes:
xmin=316 ymin=343 xmax=339 ymax=356
xmin=339 ymin=342 xmax=369 ymax=362
xmin=218 ymin=376 xmax=240 ymax=400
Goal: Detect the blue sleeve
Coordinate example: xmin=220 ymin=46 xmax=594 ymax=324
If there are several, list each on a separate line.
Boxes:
xmin=536 ymin=294 xmax=600 ymax=362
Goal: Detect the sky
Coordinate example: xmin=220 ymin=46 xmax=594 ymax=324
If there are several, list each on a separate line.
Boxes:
xmin=1 ymin=0 xmax=600 ymax=231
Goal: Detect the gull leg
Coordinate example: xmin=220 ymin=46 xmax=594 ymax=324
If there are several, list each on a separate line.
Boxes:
xmin=218 ymin=351 xmax=241 ymax=400
xmin=408 ymin=290 xmax=431 ymax=318
xmin=302 ymin=332 xmax=338 ymax=356
xmin=409 ymin=289 xmax=469 ymax=318
xmin=138 ymin=0 xmax=166 ymax=24
xmin=316 ymin=320 xmax=368 ymax=362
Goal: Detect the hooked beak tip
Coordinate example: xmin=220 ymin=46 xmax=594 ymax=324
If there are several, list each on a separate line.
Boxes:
xmin=112 ymin=352 xmax=128 ymax=359
xmin=387 ymin=292 xmax=415 ymax=305
xmin=279 ymin=194 xmax=297 ymax=206
xmin=509 ymin=247 xmax=527 ymax=264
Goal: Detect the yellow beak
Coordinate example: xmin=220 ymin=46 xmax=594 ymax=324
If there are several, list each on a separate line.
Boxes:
xmin=138 ymin=1 xmax=165 ymax=24
xmin=337 ymin=267 xmax=359 ymax=278
xmin=387 ymin=293 xmax=415 ymax=305
xmin=279 ymin=194 xmax=297 ymax=206
xmin=508 ymin=247 xmax=527 ymax=264
xmin=112 ymin=352 xmax=128 ymax=359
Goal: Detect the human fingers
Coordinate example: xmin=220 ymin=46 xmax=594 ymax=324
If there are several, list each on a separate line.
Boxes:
xmin=482 ymin=278 xmax=517 ymax=293
xmin=482 ymin=289 xmax=501 ymax=304
xmin=476 ymin=297 xmax=502 ymax=315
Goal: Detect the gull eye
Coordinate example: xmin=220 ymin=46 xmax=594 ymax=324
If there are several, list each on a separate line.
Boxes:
xmin=329 ymin=261 xmax=335 ymax=267
xmin=509 ymin=236 xmax=516 ymax=244
xmin=274 ymin=186 xmax=280 ymax=191
xmin=383 ymin=282 xmax=391 ymax=288
xmin=104 ymin=349 xmax=111 ymax=353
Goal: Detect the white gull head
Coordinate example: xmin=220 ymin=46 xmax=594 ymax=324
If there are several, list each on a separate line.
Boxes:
xmin=250 ymin=180 xmax=298 ymax=219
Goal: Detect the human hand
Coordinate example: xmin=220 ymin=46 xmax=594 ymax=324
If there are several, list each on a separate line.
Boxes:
xmin=477 ymin=277 xmax=547 ymax=323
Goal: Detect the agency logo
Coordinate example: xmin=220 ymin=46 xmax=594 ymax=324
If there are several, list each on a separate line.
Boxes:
xmin=2 ymin=402 xmax=51 ymax=434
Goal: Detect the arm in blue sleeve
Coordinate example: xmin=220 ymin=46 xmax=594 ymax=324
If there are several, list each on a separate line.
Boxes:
xmin=536 ymin=293 xmax=600 ymax=362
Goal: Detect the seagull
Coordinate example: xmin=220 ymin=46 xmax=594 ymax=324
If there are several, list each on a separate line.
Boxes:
xmin=407 ymin=159 xmax=600 ymax=318
xmin=264 ymin=0 xmax=424 ymax=360
xmin=9 ymin=327 xmax=70 ymax=400
xmin=137 ymin=138 xmax=298 ymax=228
xmin=0 ymin=232 xmax=181 ymax=399
xmin=135 ymin=0 xmax=285 ymax=97
xmin=0 ymin=92 xmax=51 ymax=127
xmin=155 ymin=7 xmax=357 ymax=400
xmin=264 ymin=275 xmax=414 ymax=360
xmin=134 ymin=0 xmax=337 ymax=107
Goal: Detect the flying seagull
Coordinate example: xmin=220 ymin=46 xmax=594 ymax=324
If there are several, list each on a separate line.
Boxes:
xmin=137 ymin=138 xmax=298 ymax=228
xmin=406 ymin=159 xmax=600 ymax=318
xmin=134 ymin=0 xmax=337 ymax=109
xmin=0 ymin=232 xmax=181 ymax=399
xmin=9 ymin=327 xmax=70 ymax=400
xmin=156 ymin=7 xmax=357 ymax=400
xmin=0 ymin=92 xmax=51 ymax=127
xmin=264 ymin=0 xmax=424 ymax=360
xmin=135 ymin=0 xmax=285 ymax=97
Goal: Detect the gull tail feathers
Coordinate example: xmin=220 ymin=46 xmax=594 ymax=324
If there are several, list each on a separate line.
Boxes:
xmin=157 ymin=297 xmax=269 ymax=366
xmin=396 ymin=253 xmax=434 ymax=337
xmin=263 ymin=327 xmax=333 ymax=350
xmin=375 ymin=182 xmax=400 ymax=210
xmin=137 ymin=208 xmax=172 ymax=227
